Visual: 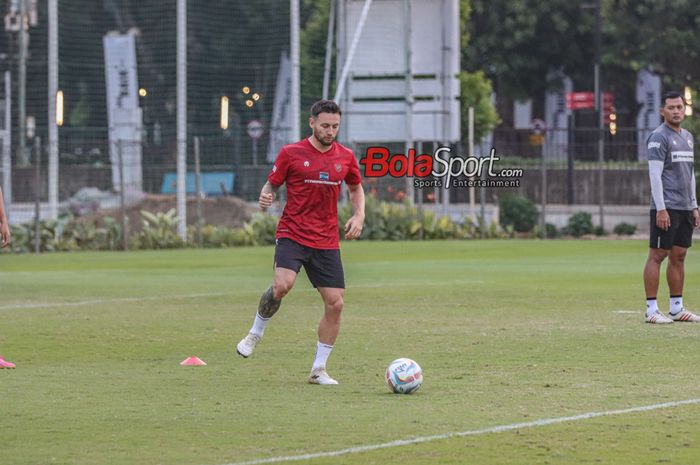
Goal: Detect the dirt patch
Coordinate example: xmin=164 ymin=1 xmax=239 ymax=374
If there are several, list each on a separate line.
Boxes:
xmin=78 ymin=195 xmax=258 ymax=232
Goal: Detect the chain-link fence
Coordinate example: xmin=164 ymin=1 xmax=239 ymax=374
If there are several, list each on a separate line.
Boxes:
xmin=1 ymin=0 xmax=291 ymax=210
xmin=0 ymin=0 xmax=656 ymax=237
xmin=356 ymin=127 xmax=650 ymax=207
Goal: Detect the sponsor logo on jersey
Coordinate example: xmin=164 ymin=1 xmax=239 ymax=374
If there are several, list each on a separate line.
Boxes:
xmin=671 ymin=151 xmax=694 ymax=162
xmin=304 ymin=161 xmax=310 ymax=167
xmin=648 ymin=141 xmax=661 ymax=149
xmin=688 ymin=138 xmax=694 ymax=149
xmin=272 ymin=165 xmax=278 ymax=172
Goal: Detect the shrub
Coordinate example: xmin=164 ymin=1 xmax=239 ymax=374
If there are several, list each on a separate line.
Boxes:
xmin=338 ymin=196 xmax=469 ymax=241
xmin=59 ymin=216 xmax=123 ymax=251
xmin=133 ymin=209 xmax=185 ymax=250
xmin=613 ymin=222 xmax=637 ymax=235
xmin=531 ymin=222 xmax=559 ymax=239
xmin=499 ymin=194 xmax=539 ymax=233
xmin=243 ymin=213 xmax=278 ymax=245
xmin=193 ymin=224 xmax=242 ymax=247
xmin=566 ymin=212 xmax=594 ymax=237
xmin=8 ymin=217 xmax=68 ymax=253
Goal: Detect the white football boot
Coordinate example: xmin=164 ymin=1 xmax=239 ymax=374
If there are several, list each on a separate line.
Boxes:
xmin=645 ymin=311 xmax=673 ymax=324
xmin=308 ymin=368 xmax=339 ymax=385
xmin=670 ymin=309 xmax=700 ymax=322
xmin=236 ymin=333 xmax=261 ymax=358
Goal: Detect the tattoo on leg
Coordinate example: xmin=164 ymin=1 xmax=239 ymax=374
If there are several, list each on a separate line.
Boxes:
xmin=258 ymin=286 xmax=282 ymax=319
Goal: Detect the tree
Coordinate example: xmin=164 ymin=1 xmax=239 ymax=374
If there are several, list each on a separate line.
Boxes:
xmin=604 ymin=0 xmax=700 ymax=91
xmin=460 ymin=71 xmax=500 ymax=144
xmin=464 ymin=0 xmax=597 ymax=100
xmin=464 ymin=0 xmax=700 ymax=128
xmin=459 ymin=0 xmax=499 ymax=143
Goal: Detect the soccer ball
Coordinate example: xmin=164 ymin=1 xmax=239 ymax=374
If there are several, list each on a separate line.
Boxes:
xmin=385 ymin=358 xmax=423 ymax=394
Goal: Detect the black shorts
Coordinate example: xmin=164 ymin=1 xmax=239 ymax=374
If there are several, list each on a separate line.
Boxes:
xmin=274 ymin=238 xmax=345 ymax=289
xmin=649 ymin=209 xmax=694 ymax=249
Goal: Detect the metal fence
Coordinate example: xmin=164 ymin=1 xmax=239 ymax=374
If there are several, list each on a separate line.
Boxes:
xmin=8 ymin=125 xmax=654 ymax=206
xmin=0 ymin=1 xmax=657 ymax=234
xmin=354 ymin=127 xmax=651 ymax=208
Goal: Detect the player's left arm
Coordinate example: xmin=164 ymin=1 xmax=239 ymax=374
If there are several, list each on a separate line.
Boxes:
xmin=0 ymin=187 xmax=9 ymax=248
xmin=692 ymin=170 xmax=700 ymax=228
xmin=344 ymin=183 xmax=365 ymax=240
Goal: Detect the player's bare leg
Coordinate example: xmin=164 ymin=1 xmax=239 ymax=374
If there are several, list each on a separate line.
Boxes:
xmin=643 ymin=248 xmax=673 ymax=324
xmin=237 ymin=267 xmax=297 ymax=357
xmin=316 ymin=287 xmax=344 ymax=345
xmin=308 ymin=287 xmax=344 ymax=385
xmin=666 ymin=246 xmax=686 ymax=296
xmin=644 ymin=248 xmax=668 ymax=298
xmin=666 ymin=246 xmax=700 ymax=321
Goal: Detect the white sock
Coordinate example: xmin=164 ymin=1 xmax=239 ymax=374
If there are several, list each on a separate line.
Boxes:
xmin=250 ymin=313 xmax=270 ymax=337
xmin=312 ymin=341 xmax=333 ymax=371
xmin=646 ymin=298 xmax=659 ymax=317
xmin=669 ymin=296 xmax=683 ymax=315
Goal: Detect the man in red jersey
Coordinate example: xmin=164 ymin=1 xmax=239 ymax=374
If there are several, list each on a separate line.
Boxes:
xmin=236 ymin=99 xmax=365 ymax=385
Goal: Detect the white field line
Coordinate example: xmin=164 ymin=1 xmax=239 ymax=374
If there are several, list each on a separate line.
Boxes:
xmin=0 ymin=280 xmax=484 ymax=312
xmin=223 ymin=398 xmax=700 ymax=465
xmin=0 ymin=292 xmax=228 ymax=311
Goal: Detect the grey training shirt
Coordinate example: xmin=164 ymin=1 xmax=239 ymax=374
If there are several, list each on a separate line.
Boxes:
xmin=647 ymin=123 xmax=696 ymax=210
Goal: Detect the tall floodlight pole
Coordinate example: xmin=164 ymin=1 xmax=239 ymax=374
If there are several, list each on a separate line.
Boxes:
xmin=595 ymin=0 xmax=604 ymax=230
xmin=404 ymin=0 xmax=414 ymax=204
xmin=2 ymin=73 xmax=12 ymax=206
xmin=322 ymin=0 xmax=336 ymax=100
xmin=176 ymin=0 xmax=187 ymax=240
xmin=290 ymin=0 xmax=301 ymax=141
xmin=18 ymin=0 xmax=28 ymax=167
xmin=48 ymin=0 xmax=59 ymax=220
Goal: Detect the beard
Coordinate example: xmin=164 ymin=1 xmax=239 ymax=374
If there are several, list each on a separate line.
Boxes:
xmin=313 ymin=128 xmax=335 ymax=146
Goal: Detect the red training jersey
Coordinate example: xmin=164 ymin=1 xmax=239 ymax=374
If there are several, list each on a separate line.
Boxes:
xmin=268 ymin=138 xmax=362 ymax=249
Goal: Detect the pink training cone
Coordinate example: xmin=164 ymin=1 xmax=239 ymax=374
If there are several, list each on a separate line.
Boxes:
xmin=180 ymin=356 xmax=207 ymax=366
xmin=0 ymin=357 xmax=16 ymax=369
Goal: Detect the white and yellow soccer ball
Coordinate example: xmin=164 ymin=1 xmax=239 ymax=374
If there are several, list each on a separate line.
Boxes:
xmin=385 ymin=358 xmax=423 ymax=394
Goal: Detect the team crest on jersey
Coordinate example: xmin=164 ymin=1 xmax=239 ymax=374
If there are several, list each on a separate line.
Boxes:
xmin=334 ymin=163 xmax=342 ymax=173
xmin=319 ymin=172 xmax=329 ymax=181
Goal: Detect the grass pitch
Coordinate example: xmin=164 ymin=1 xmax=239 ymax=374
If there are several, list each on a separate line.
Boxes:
xmin=1 ymin=240 xmax=700 ymax=465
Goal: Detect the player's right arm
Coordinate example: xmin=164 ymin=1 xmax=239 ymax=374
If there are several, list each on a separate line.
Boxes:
xmin=259 ymin=181 xmax=279 ymax=211
xmin=647 ymin=132 xmax=669 ymax=230
xmin=261 ymin=147 xmax=290 ymax=211
xmin=0 ymin=187 xmax=9 ymax=248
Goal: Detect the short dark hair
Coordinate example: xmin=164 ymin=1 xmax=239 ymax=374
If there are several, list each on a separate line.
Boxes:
xmin=662 ymin=91 xmax=685 ymax=106
xmin=310 ymin=99 xmax=341 ymax=118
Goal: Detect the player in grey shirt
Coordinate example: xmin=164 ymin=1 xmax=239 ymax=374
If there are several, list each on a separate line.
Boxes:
xmin=643 ymin=91 xmax=700 ymax=324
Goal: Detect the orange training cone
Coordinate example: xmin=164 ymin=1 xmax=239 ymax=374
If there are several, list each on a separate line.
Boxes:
xmin=180 ymin=356 xmax=207 ymax=366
